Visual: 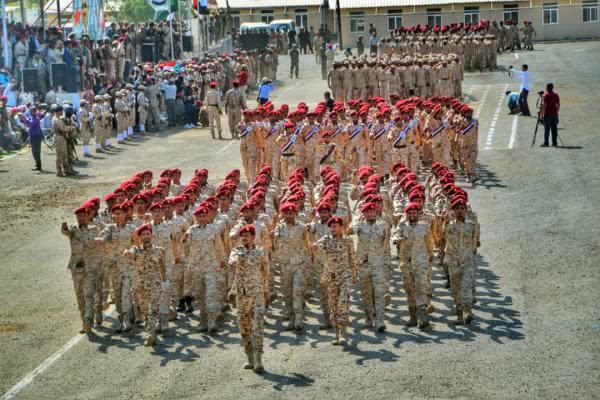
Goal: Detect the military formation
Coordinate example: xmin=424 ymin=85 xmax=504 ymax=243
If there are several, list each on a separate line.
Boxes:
xmin=328 ymin=54 xmax=464 ymax=102
xmin=63 ymin=93 xmax=481 ymax=373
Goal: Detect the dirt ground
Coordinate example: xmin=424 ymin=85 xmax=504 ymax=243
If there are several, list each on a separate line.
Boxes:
xmin=1 ymin=42 xmax=599 ymax=399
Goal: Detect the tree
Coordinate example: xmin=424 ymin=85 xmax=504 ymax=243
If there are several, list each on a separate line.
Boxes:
xmin=108 ymin=0 xmax=155 ymax=23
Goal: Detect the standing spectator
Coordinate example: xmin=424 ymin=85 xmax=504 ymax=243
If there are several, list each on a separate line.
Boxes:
xmin=236 ymin=65 xmax=249 ymax=102
xmin=314 ymin=33 xmax=323 ymax=64
xmin=308 ymin=26 xmax=315 ymax=54
xmin=22 ymin=106 xmax=44 ymax=171
xmin=257 ymin=78 xmax=273 ymax=105
xmin=160 ymin=78 xmax=177 ymax=127
xmin=298 ymin=28 xmax=309 ymax=54
xmin=509 ymin=64 xmax=531 ymax=116
xmin=356 ymin=36 xmax=365 ymax=57
xmin=369 ymin=33 xmax=378 ymax=56
xmin=287 ymin=28 xmax=297 ymax=48
xmin=3 ymin=79 xmax=19 ymax=107
xmin=541 ymin=83 xmax=560 ymax=147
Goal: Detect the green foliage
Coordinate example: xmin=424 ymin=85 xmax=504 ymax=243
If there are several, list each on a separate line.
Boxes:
xmin=115 ymin=0 xmax=155 ymax=23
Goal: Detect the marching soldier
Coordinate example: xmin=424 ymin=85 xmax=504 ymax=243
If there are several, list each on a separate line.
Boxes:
xmin=206 ymin=81 xmax=223 ymax=139
xmin=224 ymin=80 xmax=247 ymax=139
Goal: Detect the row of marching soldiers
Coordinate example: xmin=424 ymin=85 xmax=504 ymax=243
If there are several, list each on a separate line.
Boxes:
xmin=237 ymin=95 xmax=480 ymax=191
xmin=62 ymin=157 xmax=480 ymax=372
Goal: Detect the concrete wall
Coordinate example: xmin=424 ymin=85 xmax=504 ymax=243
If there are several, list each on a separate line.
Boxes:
xmin=328 ymin=1 xmax=599 ymax=46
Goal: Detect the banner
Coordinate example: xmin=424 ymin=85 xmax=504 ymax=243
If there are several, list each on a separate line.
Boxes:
xmin=73 ymin=0 xmax=83 ymax=37
xmin=87 ymin=0 xmax=105 ymax=41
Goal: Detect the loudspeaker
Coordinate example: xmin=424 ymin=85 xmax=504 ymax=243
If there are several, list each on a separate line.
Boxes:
xmin=142 ymin=44 xmax=154 ymax=62
xmin=182 ymin=36 xmax=193 ymax=52
xmin=63 ymin=66 xmax=82 ymax=92
xmin=50 ymin=63 xmax=67 ymax=88
xmin=22 ymin=68 xmax=39 ymax=93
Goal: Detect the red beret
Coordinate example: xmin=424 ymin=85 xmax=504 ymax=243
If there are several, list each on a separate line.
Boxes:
xmin=238 ymin=224 xmax=256 ymax=236
xmin=114 ymin=188 xmax=126 ymax=195
xmin=173 ymin=196 xmax=187 ymax=204
xmin=451 ymin=197 xmax=467 ymax=209
xmin=104 ymin=193 xmax=117 ymax=202
xmin=327 ymin=216 xmax=344 ymax=227
xmin=170 ymin=168 xmax=182 ymax=176
xmin=279 ymin=202 xmax=298 ymax=213
xmin=316 ymin=203 xmax=332 ymax=212
xmin=160 ymin=170 xmax=172 ymax=178
xmin=193 ymin=206 xmax=209 ymax=216
xmin=284 ymin=121 xmax=296 ymax=129
xmin=136 ymin=223 xmax=152 ymax=236
xmin=210 ymin=81 xmax=217 ymax=88
xmin=132 ymin=194 xmax=149 ymax=203
xmin=74 ymin=204 xmax=90 ymax=214
xmin=360 ymin=202 xmax=377 ymax=213
xmin=148 ymin=203 xmax=164 ymax=211
xmin=111 ymin=203 xmax=126 ymax=213
xmin=87 ymin=197 xmax=101 ymax=206
xmin=404 ymin=202 xmax=421 ymax=213
xmin=195 ymin=168 xmax=208 ymax=177
xmin=239 ymin=202 xmax=255 ymax=212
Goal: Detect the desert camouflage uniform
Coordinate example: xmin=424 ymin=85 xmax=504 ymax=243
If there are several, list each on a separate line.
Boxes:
xmin=63 ymin=223 xmax=101 ymax=326
xmin=127 ymin=243 xmax=166 ymax=342
xmin=352 ymin=219 xmax=389 ymax=329
xmin=272 ymin=220 xmax=311 ymax=329
xmin=229 ymin=245 xmax=266 ymax=355
xmin=314 ymin=235 xmax=357 ymax=329
xmin=445 ymin=218 xmax=478 ymax=316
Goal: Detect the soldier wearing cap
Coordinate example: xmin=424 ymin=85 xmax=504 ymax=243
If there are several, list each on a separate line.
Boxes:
xmin=137 ymin=85 xmax=149 ymax=133
xmin=313 ymin=215 xmax=357 ymax=345
xmin=124 ymin=223 xmax=167 ymax=346
xmin=101 ymin=94 xmax=114 ymax=148
xmin=228 ymin=224 xmax=267 ymax=372
xmin=115 ymin=91 xmax=127 ymax=143
xmin=272 ymin=202 xmax=311 ymax=332
xmin=92 ymin=95 xmax=106 ymax=153
xmin=51 ymin=104 xmax=77 ymax=177
xmin=206 ymin=81 xmax=223 ymax=139
xmin=79 ymin=100 xmax=93 ymax=157
xmin=61 ymin=204 xmax=101 ymax=334
xmin=224 ymin=80 xmax=246 ymax=139
xmin=392 ymin=201 xmax=434 ymax=329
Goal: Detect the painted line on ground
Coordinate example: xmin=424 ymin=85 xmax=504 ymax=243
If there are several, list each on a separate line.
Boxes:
xmin=1 ymin=307 xmax=115 ymax=400
xmin=484 ymin=83 xmax=509 ymax=150
xmin=474 ymin=85 xmax=490 ymax=119
xmin=515 ymin=53 xmax=519 ymax=59
xmin=218 ymin=140 xmax=237 ymax=154
xmin=508 ymin=115 xmax=519 ymax=149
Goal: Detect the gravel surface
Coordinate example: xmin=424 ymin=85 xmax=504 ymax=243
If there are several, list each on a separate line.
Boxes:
xmin=1 ymin=43 xmax=599 ymax=400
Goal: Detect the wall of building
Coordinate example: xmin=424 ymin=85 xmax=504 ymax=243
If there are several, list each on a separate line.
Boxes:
xmin=236 ymin=6 xmax=324 ymax=30
xmin=330 ymin=1 xmax=599 ymax=46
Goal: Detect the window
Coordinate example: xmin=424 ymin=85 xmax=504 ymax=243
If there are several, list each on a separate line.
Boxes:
xmin=543 ymin=3 xmax=559 ymax=24
xmin=350 ymin=12 xmax=365 ymax=33
xmin=583 ymin=0 xmax=598 ymax=22
xmin=503 ymin=5 xmax=519 ymax=23
xmin=261 ymin=10 xmax=274 ymax=24
xmin=464 ymin=6 xmax=480 ymax=25
xmin=427 ymin=8 xmax=442 ymax=27
xmin=388 ymin=10 xmax=403 ymax=31
xmin=231 ymin=11 xmax=240 ymax=30
xmin=295 ymin=8 xmax=308 ymax=28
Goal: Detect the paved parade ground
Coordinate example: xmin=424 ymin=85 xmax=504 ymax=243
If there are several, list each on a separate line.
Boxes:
xmin=1 ymin=41 xmax=599 ymax=399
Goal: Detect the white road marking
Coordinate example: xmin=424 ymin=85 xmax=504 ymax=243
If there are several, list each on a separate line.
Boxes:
xmin=1 ymin=307 xmax=115 ymax=400
xmin=218 ymin=140 xmax=236 ymax=154
xmin=474 ymin=85 xmax=490 ymax=119
xmin=508 ymin=115 xmax=519 ymax=149
xmin=515 ymin=53 xmax=519 ymax=59
xmin=485 ymin=84 xmax=509 ymax=150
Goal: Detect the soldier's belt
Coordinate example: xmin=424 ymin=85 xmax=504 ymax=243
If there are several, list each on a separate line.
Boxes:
xmin=281 ymin=152 xmax=295 ymax=157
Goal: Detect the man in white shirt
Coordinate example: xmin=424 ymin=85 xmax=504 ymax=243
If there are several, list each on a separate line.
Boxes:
xmin=509 ymin=64 xmax=531 ymax=116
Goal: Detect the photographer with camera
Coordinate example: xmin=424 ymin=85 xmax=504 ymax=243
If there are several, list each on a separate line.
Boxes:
xmin=509 ymin=64 xmax=531 ymax=117
xmin=540 ymin=83 xmax=560 ymax=147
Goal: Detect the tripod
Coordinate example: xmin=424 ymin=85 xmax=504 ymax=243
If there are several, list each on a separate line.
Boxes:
xmin=532 ymin=93 xmax=564 ymax=147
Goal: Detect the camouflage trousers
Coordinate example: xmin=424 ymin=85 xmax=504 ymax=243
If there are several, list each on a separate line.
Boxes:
xmin=159 ymin=263 xmax=175 ymax=317
xmin=449 ymin=261 xmax=475 ymax=310
xmin=70 ymin=263 xmax=97 ymax=325
xmin=186 ymin=265 xmax=221 ymax=322
xmin=400 ymin=261 xmax=431 ymax=308
xmin=323 ymin=270 xmax=352 ymax=329
xmin=236 ymin=289 xmax=264 ymax=353
xmin=359 ymin=262 xmax=387 ymax=326
xmin=313 ymin=260 xmax=329 ymax=319
xmin=280 ymin=261 xmax=307 ymax=319
xmin=172 ymin=261 xmax=185 ymax=301
xmin=54 ymin=135 xmax=69 ymax=175
xmin=134 ymin=285 xmax=161 ymax=339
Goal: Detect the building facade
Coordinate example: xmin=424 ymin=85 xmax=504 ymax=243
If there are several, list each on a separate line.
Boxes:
xmin=220 ymin=0 xmax=600 ymax=46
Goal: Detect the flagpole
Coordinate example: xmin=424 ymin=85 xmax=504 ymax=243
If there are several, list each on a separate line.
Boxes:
xmin=169 ymin=1 xmax=175 ymax=60
xmin=177 ymin=0 xmax=183 ymax=57
xmin=1 ymin=0 xmax=9 ymax=69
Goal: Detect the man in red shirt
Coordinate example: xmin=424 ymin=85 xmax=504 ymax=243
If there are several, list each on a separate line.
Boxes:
xmin=541 ymin=83 xmax=560 ymax=147
xmin=236 ymin=66 xmax=249 ymax=102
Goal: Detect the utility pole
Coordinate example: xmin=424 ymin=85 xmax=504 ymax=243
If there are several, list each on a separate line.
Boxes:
xmin=40 ymin=0 xmax=45 ymax=40
xmin=57 ymin=0 xmax=62 ymax=28
xmin=336 ymin=0 xmax=342 ymax=48
xmin=19 ymin=0 xmax=25 ymax=24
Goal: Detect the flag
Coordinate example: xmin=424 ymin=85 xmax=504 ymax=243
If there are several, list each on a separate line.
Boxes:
xmin=147 ymin=0 xmax=170 ymax=11
xmin=73 ymin=0 xmax=83 ymax=37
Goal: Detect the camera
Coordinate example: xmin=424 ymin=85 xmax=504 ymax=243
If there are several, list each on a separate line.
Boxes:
xmin=537 ymin=90 xmax=545 ymax=96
